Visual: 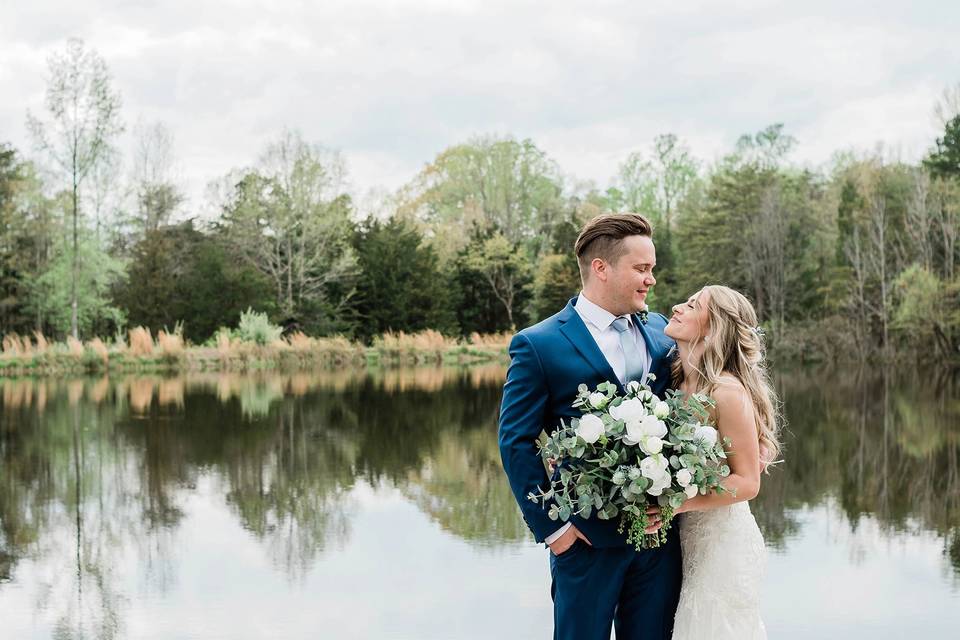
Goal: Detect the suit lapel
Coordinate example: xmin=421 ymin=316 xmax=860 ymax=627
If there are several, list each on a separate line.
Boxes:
xmin=635 ymin=313 xmax=659 ymax=372
xmin=558 ymin=299 xmax=623 ymax=391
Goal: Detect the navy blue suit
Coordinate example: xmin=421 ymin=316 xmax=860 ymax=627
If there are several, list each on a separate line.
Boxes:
xmin=499 ymin=297 xmax=682 ymax=640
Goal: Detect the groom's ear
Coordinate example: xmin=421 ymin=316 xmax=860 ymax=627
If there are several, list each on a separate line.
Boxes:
xmin=590 ymin=257 xmax=609 ymax=282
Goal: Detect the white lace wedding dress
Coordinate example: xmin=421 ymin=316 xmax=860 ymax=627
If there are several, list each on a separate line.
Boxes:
xmin=672 ymin=501 xmax=767 ymax=639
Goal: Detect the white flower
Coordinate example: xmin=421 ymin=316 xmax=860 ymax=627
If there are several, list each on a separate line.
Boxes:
xmin=640 ymin=389 xmax=653 ymax=401
xmin=576 ymin=414 xmax=605 ymax=444
xmin=622 ymin=419 xmax=644 ymax=446
xmin=626 ymin=380 xmax=642 ymax=395
xmin=609 ymin=398 xmax=646 ymax=423
xmin=639 ymin=454 xmax=669 ymax=480
xmin=639 ymin=436 xmax=664 ymax=455
xmin=638 ymin=414 xmax=668 ymax=439
xmin=675 ymin=468 xmax=693 ymax=487
xmin=684 ymin=484 xmax=699 ymax=499
xmin=588 ymin=392 xmax=608 ymax=410
xmin=647 ymin=471 xmax=672 ymax=496
xmin=653 ymin=400 xmax=670 ymax=419
xmin=694 ymin=425 xmax=718 ymax=447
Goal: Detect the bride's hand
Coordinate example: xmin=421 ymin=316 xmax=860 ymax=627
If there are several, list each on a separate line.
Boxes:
xmin=759 ymin=443 xmax=771 ymax=474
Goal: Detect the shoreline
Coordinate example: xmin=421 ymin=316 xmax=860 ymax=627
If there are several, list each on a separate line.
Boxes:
xmin=0 ymin=332 xmax=511 ymax=378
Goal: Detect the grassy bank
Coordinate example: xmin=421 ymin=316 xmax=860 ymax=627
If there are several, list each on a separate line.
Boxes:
xmin=0 ymin=329 xmax=511 ymax=378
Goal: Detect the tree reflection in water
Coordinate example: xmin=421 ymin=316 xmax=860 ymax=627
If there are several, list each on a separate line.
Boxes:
xmin=1 ymin=364 xmax=958 ymax=638
xmin=753 ymin=366 xmax=960 ymax=577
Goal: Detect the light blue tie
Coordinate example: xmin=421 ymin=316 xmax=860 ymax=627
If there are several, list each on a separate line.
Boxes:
xmin=611 ymin=316 xmax=646 ymax=384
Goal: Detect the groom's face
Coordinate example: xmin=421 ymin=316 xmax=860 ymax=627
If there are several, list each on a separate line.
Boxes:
xmin=606 ymin=235 xmax=657 ymax=314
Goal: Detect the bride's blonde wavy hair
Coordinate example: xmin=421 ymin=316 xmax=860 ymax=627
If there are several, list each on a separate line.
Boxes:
xmin=670 ymin=285 xmax=782 ymax=468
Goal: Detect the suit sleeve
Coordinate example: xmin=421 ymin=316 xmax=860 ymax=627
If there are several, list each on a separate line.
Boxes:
xmin=498 ymin=332 xmax=559 ymax=543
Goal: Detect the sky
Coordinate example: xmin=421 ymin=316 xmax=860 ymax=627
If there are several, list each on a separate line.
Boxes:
xmin=2 ymin=0 xmax=959 ymax=213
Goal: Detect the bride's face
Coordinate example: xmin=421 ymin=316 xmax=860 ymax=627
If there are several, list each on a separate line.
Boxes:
xmin=665 ymin=290 xmax=710 ymax=343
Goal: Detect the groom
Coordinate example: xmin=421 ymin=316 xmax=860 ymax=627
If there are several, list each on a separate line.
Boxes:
xmin=499 ymin=213 xmax=681 ymax=640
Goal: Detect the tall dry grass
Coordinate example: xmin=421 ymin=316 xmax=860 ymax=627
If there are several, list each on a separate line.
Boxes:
xmin=2 ymin=334 xmax=32 ymax=356
xmin=66 ymin=336 xmax=84 ymax=358
xmin=129 ymin=327 xmax=154 ymax=356
xmin=469 ymin=332 xmax=512 ymax=349
xmin=87 ymin=338 xmax=110 ymax=365
xmin=157 ymin=329 xmax=185 ymax=357
xmin=375 ymin=329 xmax=455 ymax=352
xmin=34 ymin=331 xmax=49 ymax=353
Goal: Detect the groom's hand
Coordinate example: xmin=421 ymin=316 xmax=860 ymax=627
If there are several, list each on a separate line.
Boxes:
xmin=644 ymin=505 xmax=664 ymax=534
xmin=548 ymin=524 xmax=592 ymax=556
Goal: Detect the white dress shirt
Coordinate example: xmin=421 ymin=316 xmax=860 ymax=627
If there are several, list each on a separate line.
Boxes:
xmin=545 ymin=291 xmax=651 ymax=545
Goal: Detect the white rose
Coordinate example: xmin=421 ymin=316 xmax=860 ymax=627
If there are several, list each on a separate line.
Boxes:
xmin=641 ymin=389 xmax=653 ymax=401
xmin=695 ymin=425 xmax=718 ymax=447
xmin=675 ymin=468 xmax=693 ymax=487
xmin=647 ymin=471 xmax=672 ymax=496
xmin=609 ymin=397 xmax=646 ymax=423
xmin=622 ymin=419 xmax=644 ymax=446
xmin=588 ymin=392 xmax=608 ymax=410
xmin=684 ymin=484 xmax=699 ymax=499
xmin=639 ymin=436 xmax=664 ymax=455
xmin=638 ymin=414 xmax=668 ymax=439
xmin=575 ymin=414 xmax=605 ymax=444
xmin=639 ymin=454 xmax=669 ymax=480
xmin=626 ymin=380 xmax=642 ymax=395
xmin=653 ymin=400 xmax=670 ymax=419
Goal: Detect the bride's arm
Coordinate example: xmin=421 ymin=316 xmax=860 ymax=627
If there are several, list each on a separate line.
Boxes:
xmin=674 ymin=381 xmax=761 ymax=514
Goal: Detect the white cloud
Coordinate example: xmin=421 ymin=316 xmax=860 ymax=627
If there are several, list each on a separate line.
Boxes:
xmin=2 ymin=0 xmax=958 ymax=207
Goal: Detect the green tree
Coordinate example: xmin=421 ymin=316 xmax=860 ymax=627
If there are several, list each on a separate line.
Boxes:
xmin=26 ymin=38 xmax=124 ymax=339
xmin=925 ymin=114 xmax=960 ymax=179
xmin=530 ymin=254 xmax=580 ymax=321
xmin=129 ymin=121 xmax=183 ymax=236
xmin=462 ymin=232 xmax=531 ymax=329
xmin=27 ymin=233 xmax=126 ymax=337
xmin=217 ymin=130 xmax=357 ymax=332
xmin=674 ymin=126 xmax=819 ymax=335
xmin=115 ymin=222 xmax=274 ymax=343
xmin=400 ymin=136 xmax=564 ymax=260
xmin=351 ymin=217 xmax=457 ymax=340
xmin=0 ymin=144 xmax=32 ymax=333
xmin=893 ymin=265 xmax=959 ymax=359
xmin=611 ymin=134 xmax=699 ymax=303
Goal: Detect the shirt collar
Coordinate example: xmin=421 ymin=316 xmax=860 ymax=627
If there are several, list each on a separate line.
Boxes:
xmin=575 ymin=291 xmax=630 ymax=332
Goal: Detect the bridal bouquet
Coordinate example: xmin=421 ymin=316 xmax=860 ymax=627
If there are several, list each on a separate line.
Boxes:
xmin=528 ymin=378 xmax=732 ymax=550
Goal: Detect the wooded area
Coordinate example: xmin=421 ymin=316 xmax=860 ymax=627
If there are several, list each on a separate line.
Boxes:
xmin=2 ymin=39 xmax=958 ymax=362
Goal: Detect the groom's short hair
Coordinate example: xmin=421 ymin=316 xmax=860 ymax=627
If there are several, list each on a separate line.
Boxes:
xmin=574 ymin=213 xmax=653 ymax=282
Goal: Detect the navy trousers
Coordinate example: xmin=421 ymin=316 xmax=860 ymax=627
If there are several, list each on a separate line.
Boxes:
xmin=549 ymin=531 xmax=682 ymax=640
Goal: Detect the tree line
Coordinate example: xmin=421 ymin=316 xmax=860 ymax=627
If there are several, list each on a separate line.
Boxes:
xmin=2 ymin=38 xmax=959 ymax=361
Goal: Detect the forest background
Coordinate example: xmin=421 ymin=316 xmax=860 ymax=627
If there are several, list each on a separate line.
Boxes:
xmin=2 ymin=39 xmax=959 ymax=364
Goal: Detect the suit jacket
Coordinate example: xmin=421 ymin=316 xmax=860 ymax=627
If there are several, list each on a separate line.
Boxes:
xmin=498 ymin=296 xmax=677 ymax=547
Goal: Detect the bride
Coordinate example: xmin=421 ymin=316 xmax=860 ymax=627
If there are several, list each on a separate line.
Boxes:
xmin=661 ymin=285 xmax=781 ymax=640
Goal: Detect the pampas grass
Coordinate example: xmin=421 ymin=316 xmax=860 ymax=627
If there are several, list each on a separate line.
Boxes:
xmin=129 ymin=327 xmax=154 ymax=356
xmin=66 ymin=336 xmax=84 ymax=358
xmin=2 ymin=334 xmax=32 ymax=356
xmin=87 ymin=338 xmax=110 ymax=365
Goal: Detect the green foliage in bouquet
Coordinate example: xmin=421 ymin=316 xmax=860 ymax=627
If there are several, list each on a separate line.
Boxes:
xmin=528 ymin=378 xmax=732 ymax=550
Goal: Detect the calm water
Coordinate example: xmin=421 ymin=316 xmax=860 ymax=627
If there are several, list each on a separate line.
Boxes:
xmin=0 ymin=365 xmax=958 ymax=639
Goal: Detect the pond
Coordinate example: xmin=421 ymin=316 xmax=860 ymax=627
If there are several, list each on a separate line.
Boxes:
xmin=0 ymin=365 xmax=958 ymax=639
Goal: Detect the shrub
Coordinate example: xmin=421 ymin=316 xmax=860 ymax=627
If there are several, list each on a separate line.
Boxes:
xmin=236 ymin=308 xmax=283 ymax=346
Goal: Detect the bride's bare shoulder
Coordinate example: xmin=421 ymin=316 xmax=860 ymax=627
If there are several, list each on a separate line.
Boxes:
xmin=710 ymin=375 xmax=752 ymax=414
